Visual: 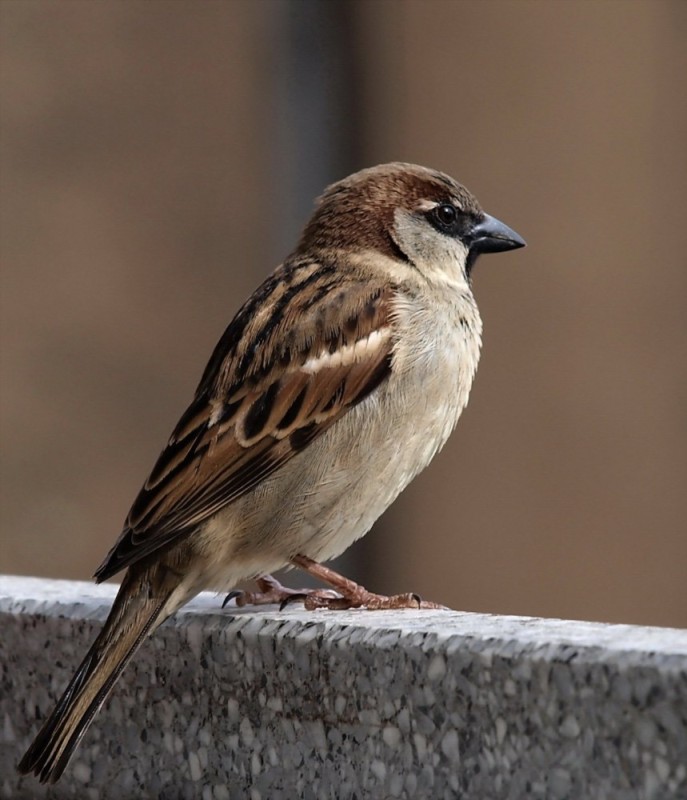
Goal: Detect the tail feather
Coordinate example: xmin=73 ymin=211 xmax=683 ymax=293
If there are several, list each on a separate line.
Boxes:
xmin=18 ymin=571 xmax=175 ymax=784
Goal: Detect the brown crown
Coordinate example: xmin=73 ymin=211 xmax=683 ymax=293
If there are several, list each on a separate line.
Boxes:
xmin=296 ymin=163 xmax=482 ymax=258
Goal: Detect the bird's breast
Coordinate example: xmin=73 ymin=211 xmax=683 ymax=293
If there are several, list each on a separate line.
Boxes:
xmin=385 ymin=288 xmax=483 ymax=471
xmin=287 ymin=289 xmax=483 ymax=562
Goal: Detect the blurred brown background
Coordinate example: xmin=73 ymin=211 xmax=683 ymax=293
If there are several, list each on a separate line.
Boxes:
xmin=1 ymin=1 xmax=685 ymax=628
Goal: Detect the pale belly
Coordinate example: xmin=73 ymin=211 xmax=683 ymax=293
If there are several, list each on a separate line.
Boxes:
xmin=287 ymin=380 xmax=463 ymax=563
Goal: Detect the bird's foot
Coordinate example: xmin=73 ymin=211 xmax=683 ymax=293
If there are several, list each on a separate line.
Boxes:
xmin=222 ymin=574 xmax=341 ymax=611
xmin=289 ymin=554 xmax=449 ymax=611
xmin=299 ymin=588 xmax=447 ymax=611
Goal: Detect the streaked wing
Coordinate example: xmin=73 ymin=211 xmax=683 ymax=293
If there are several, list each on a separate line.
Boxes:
xmin=95 ymin=258 xmax=395 ymax=581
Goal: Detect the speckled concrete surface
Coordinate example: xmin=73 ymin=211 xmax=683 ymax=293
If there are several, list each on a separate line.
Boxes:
xmin=1 ymin=576 xmax=686 ymax=799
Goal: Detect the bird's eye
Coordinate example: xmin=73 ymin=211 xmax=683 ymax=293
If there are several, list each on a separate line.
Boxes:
xmin=435 ymin=203 xmax=457 ymax=225
xmin=428 ymin=202 xmax=461 ymax=234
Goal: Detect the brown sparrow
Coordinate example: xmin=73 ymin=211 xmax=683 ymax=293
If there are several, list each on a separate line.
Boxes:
xmin=18 ymin=163 xmax=525 ymax=783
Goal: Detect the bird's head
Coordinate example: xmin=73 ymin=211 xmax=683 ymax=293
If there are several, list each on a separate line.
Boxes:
xmin=297 ymin=162 xmax=525 ymax=285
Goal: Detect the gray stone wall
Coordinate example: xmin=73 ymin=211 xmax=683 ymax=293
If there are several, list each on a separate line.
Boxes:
xmin=1 ymin=576 xmax=686 ymax=799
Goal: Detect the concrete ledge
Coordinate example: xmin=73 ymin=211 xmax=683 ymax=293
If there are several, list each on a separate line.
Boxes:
xmin=1 ymin=575 xmax=686 ymax=799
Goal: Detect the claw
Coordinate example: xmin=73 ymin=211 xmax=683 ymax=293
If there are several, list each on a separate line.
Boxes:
xmin=222 ymin=591 xmax=243 ymax=609
xmin=279 ymin=593 xmax=307 ymax=611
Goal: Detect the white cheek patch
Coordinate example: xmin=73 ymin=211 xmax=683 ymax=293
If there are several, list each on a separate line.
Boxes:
xmin=393 ymin=208 xmax=471 ymax=291
xmin=301 ymin=328 xmax=390 ymax=374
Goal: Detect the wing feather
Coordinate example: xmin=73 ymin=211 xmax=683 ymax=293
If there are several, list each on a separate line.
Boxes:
xmin=94 ymin=263 xmax=395 ymax=582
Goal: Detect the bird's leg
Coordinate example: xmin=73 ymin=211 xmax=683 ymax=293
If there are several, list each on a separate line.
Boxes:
xmin=289 ymin=554 xmax=448 ymax=610
xmin=222 ymin=573 xmax=341 ymax=611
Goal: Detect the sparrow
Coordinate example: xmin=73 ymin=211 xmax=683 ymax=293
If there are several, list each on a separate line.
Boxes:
xmin=18 ymin=162 xmax=525 ymax=783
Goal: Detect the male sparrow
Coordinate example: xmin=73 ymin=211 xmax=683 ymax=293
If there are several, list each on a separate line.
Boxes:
xmin=18 ymin=163 xmax=525 ymax=783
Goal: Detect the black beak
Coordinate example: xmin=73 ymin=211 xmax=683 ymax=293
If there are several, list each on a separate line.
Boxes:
xmin=468 ymin=213 xmax=526 ymax=255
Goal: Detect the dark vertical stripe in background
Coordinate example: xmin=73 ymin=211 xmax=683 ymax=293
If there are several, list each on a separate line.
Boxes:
xmin=269 ymin=0 xmax=365 ymax=261
xmin=268 ymin=0 xmax=373 ymax=587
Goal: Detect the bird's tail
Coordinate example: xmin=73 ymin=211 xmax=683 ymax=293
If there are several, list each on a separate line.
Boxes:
xmin=17 ymin=566 xmax=178 ymax=784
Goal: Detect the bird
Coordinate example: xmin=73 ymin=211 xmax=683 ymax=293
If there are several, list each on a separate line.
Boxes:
xmin=18 ymin=162 xmax=525 ymax=783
